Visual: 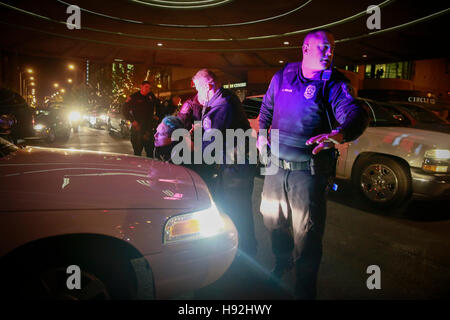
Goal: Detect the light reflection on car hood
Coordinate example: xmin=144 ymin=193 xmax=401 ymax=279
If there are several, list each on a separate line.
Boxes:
xmin=0 ymin=146 xmax=200 ymax=212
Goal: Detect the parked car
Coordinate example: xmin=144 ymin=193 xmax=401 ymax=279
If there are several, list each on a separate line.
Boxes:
xmin=335 ymin=99 xmax=450 ymax=208
xmin=88 ymin=105 xmax=109 ymax=129
xmin=0 ymin=137 xmax=238 ymax=299
xmin=107 ymin=103 xmax=131 ymax=138
xmin=32 ymin=106 xmax=71 ymax=143
xmin=245 ymin=95 xmax=450 ymax=208
xmin=47 ymin=102 xmax=85 ymax=134
xmin=388 ymin=101 xmax=450 ymax=133
xmin=0 ymin=87 xmax=34 ymax=143
xmin=241 ymin=95 xmax=263 ymax=138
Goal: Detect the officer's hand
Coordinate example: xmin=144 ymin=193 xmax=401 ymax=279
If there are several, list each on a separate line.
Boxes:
xmin=256 ymin=135 xmax=268 ymax=154
xmin=189 ymin=122 xmax=202 ymax=135
xmin=256 ymin=135 xmax=271 ymax=165
xmin=306 ymin=130 xmax=344 ymax=155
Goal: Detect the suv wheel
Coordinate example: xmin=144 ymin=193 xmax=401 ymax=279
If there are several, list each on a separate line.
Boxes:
xmin=353 ymin=155 xmax=411 ymax=208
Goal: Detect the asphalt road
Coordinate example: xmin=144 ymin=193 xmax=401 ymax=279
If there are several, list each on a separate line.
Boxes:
xmin=26 ymin=125 xmax=450 ymax=300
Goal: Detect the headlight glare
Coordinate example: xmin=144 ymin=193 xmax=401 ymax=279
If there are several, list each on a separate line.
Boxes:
xmin=423 ymin=149 xmax=450 ymax=173
xmin=69 ymin=111 xmax=81 ymax=121
xmin=164 ymin=202 xmax=224 ymax=244
xmin=33 ymin=124 xmax=45 ymax=131
xmin=424 ymin=149 xmax=450 ymax=160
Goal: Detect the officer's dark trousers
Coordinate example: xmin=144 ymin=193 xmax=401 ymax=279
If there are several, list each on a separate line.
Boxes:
xmin=215 ymin=164 xmax=258 ymax=256
xmin=260 ymin=167 xmax=328 ymax=299
xmin=131 ymin=128 xmax=154 ymax=158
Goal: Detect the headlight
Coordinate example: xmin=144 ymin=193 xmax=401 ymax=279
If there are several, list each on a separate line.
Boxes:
xmin=33 ymin=124 xmax=45 ymax=131
xmin=69 ymin=111 xmax=81 ymax=121
xmin=422 ymin=149 xmax=450 ymax=173
xmin=163 ymin=202 xmax=224 ymax=244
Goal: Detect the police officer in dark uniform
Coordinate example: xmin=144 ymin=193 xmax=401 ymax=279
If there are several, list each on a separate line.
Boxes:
xmin=122 ymin=80 xmax=158 ymax=157
xmin=192 ymin=69 xmax=258 ymax=257
xmin=257 ymin=29 xmax=369 ymax=299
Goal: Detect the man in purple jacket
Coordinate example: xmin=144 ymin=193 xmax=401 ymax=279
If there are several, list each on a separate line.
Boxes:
xmin=257 ymin=29 xmax=368 ymax=299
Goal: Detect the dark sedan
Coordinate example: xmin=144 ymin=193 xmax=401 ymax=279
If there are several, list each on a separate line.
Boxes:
xmin=0 ymin=87 xmax=34 ymax=143
xmin=32 ymin=107 xmax=71 ymax=143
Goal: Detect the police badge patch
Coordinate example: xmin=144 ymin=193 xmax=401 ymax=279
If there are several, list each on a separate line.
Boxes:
xmin=203 ymin=116 xmax=211 ymax=130
xmin=304 ymin=85 xmax=316 ymax=99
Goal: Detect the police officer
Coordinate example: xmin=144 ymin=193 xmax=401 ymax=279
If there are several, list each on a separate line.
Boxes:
xmin=192 ymin=69 xmax=258 ymax=256
xmin=257 ymin=29 xmax=369 ymax=299
xmin=122 ymin=80 xmax=158 ymax=157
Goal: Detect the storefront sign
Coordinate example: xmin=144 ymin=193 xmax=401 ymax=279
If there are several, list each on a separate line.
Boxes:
xmin=408 ymin=96 xmax=436 ymax=104
xmin=223 ymin=82 xmax=247 ymax=89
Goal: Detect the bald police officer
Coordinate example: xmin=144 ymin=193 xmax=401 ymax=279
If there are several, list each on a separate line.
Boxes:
xmin=192 ymin=69 xmax=258 ymax=257
xmin=257 ymin=29 xmax=369 ymax=299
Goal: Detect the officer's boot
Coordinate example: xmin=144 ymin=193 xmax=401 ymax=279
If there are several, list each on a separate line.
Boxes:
xmin=270 ymin=229 xmax=294 ymax=279
xmin=293 ymin=258 xmax=319 ymax=300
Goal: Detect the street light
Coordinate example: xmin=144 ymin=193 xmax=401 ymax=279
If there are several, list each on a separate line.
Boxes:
xmin=68 ymin=78 xmax=73 ymax=83
xmin=68 ymin=64 xmax=75 ymax=70
xmin=19 ymin=67 xmax=34 ymax=105
xmin=54 ymin=83 xmax=59 ymax=88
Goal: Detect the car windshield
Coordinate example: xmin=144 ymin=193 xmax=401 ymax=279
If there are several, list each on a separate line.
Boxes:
xmin=0 ymin=137 xmax=19 ymax=157
xmin=242 ymin=97 xmax=263 ymax=119
xmin=393 ymin=103 xmax=448 ymax=125
xmin=361 ymin=100 xmax=410 ymax=127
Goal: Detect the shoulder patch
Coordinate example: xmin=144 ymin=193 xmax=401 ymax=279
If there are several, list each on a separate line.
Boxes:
xmin=304 ymin=84 xmax=316 ymax=99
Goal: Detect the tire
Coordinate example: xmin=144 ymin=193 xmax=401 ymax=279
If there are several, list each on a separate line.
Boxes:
xmin=60 ymin=129 xmax=71 ymax=142
xmin=120 ymin=125 xmax=128 ymax=139
xmin=46 ymin=128 xmax=56 ymax=143
xmin=353 ymin=155 xmax=411 ymax=209
xmin=107 ymin=122 xmax=113 ymax=135
xmin=0 ymin=246 xmax=137 ymax=300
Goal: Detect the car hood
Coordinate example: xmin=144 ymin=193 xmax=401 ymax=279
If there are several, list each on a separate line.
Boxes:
xmin=0 ymin=146 xmax=203 ymax=212
xmin=413 ymin=123 xmax=450 ymax=134
xmin=370 ymin=126 xmax=450 ymax=148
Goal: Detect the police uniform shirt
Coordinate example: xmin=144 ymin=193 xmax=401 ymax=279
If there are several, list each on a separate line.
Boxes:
xmin=201 ymin=88 xmax=251 ymax=161
xmin=123 ymin=91 xmax=157 ymax=132
xmin=259 ymin=62 xmax=368 ymax=162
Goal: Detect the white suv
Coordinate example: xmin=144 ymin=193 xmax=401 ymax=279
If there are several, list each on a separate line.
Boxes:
xmin=335 ymin=99 xmax=450 ymax=208
xmin=243 ymin=96 xmax=450 ymax=209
